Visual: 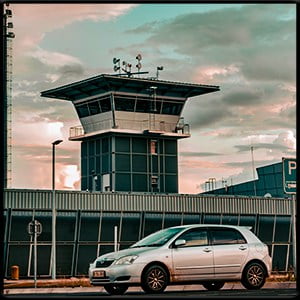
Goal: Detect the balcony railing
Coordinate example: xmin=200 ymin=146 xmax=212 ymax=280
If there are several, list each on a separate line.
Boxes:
xmin=69 ymin=118 xmax=190 ymax=139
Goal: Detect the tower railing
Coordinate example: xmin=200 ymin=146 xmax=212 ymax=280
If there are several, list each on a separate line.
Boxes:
xmin=69 ymin=118 xmax=190 ymax=139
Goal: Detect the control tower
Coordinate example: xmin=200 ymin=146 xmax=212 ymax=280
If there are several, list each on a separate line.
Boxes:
xmin=41 ymin=70 xmax=219 ymax=193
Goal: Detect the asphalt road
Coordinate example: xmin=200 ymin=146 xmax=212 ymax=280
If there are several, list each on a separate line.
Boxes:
xmin=3 ymin=288 xmax=298 ymax=298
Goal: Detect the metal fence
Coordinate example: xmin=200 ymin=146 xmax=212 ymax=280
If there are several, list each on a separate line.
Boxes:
xmin=4 ymin=189 xmax=291 ymax=214
xmin=3 ymin=189 xmax=294 ymax=278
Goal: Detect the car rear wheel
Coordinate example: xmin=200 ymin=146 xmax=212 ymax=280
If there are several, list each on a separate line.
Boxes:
xmin=241 ymin=262 xmax=266 ymax=290
xmin=141 ymin=265 xmax=168 ymax=293
xmin=104 ymin=284 xmax=128 ymax=295
xmin=202 ymin=281 xmax=225 ymax=291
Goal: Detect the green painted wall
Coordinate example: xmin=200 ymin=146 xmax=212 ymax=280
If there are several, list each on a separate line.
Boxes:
xmin=81 ymin=134 xmax=178 ymax=193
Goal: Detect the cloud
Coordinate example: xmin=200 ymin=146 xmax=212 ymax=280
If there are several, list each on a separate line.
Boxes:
xmin=274 ymin=131 xmax=296 ymax=151
xmin=30 ymin=47 xmax=82 ymax=67
xmin=193 ymin=64 xmax=240 ymax=84
xmin=60 ymin=165 xmax=80 ymax=189
xmin=184 ymin=97 xmax=235 ymax=129
xmin=234 ymin=131 xmax=296 ymax=154
xmin=235 ymin=143 xmax=290 ymax=153
xmin=11 ymin=4 xmax=138 ymax=52
xmin=129 ymin=4 xmax=295 ymax=84
xmin=221 ymin=89 xmax=262 ymax=106
xmin=13 ymin=120 xmax=64 ymax=146
xmin=21 ymin=47 xmax=86 ymax=85
xmin=12 ymin=143 xmax=80 ymax=189
xmin=180 ymin=151 xmax=222 ymax=157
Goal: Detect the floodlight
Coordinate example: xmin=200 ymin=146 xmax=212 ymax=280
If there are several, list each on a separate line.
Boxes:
xmin=5 ymin=9 xmax=12 ymax=17
xmin=52 ymin=139 xmax=63 ymax=146
xmin=122 ymin=61 xmax=127 ymax=66
xmin=157 ymin=66 xmax=164 ymax=71
xmin=113 ymin=57 xmax=120 ymax=64
xmin=114 ymin=65 xmax=120 ymax=72
xmin=7 ymin=32 xmax=15 ymax=38
xmin=7 ymin=22 xmax=13 ymax=29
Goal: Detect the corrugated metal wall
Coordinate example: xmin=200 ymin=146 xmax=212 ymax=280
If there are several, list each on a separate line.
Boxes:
xmin=4 ymin=189 xmax=291 ymax=215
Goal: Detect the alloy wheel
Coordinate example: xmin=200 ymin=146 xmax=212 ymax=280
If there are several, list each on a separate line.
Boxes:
xmin=142 ymin=265 xmax=168 ymax=293
xmin=247 ymin=264 xmax=264 ymax=286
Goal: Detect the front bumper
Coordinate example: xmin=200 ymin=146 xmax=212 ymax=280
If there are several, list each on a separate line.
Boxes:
xmin=89 ymin=263 xmax=145 ymax=286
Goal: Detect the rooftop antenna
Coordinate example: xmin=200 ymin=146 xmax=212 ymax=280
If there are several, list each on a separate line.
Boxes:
xmin=156 ymin=66 xmax=164 ymax=79
xmin=122 ymin=61 xmax=132 ymax=77
xmin=112 ymin=54 xmax=149 ymax=77
xmin=250 ymin=146 xmax=257 ymax=196
xmin=136 ymin=54 xmax=142 ymax=77
xmin=113 ymin=57 xmax=121 ymax=75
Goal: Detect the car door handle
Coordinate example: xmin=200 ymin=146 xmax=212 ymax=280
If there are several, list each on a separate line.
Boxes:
xmin=203 ymin=248 xmax=212 ymax=253
xmin=239 ymin=245 xmax=247 ymax=251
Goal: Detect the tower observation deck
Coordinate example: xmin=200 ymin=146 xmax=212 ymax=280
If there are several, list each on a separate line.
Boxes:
xmin=41 ymin=74 xmax=219 ymax=193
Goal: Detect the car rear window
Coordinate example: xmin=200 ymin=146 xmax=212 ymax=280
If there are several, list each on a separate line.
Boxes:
xmin=210 ymin=228 xmax=247 ymax=245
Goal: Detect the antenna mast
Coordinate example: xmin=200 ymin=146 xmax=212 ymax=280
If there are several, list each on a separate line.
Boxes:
xmin=250 ymin=146 xmax=257 ymax=196
xmin=4 ymin=4 xmax=15 ymax=188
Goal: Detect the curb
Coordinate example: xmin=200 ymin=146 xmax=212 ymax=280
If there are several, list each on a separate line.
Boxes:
xmin=2 ymin=280 xmax=297 ymax=294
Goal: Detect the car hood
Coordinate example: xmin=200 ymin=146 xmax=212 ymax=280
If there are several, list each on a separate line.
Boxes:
xmin=97 ymin=246 xmax=159 ymax=261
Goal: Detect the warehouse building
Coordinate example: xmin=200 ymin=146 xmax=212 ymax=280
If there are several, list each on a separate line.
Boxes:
xmin=204 ymin=160 xmax=290 ymax=198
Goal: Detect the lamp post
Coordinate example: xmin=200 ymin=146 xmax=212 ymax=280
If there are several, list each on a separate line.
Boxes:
xmin=51 ymin=139 xmax=62 ymax=279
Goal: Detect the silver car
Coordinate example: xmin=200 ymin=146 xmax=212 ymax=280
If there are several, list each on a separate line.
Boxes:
xmin=89 ymin=224 xmax=272 ymax=295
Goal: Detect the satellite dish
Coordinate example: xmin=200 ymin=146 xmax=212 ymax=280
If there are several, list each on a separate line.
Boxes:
xmin=136 ymin=63 xmax=142 ymax=69
xmin=264 ymin=193 xmax=272 ymax=198
xmin=136 ymin=54 xmax=142 ymax=60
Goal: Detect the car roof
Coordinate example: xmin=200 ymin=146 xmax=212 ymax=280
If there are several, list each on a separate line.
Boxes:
xmin=170 ymin=224 xmax=252 ymax=230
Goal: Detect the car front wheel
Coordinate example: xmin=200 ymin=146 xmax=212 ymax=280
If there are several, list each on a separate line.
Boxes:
xmin=141 ymin=265 xmax=168 ymax=293
xmin=202 ymin=281 xmax=225 ymax=291
xmin=104 ymin=284 xmax=128 ymax=295
xmin=241 ymin=262 xmax=266 ymax=290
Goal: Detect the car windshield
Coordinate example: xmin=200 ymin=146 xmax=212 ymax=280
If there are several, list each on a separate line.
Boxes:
xmin=130 ymin=227 xmax=184 ymax=248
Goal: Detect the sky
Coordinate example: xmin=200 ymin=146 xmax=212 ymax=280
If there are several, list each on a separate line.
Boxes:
xmin=7 ymin=2 xmax=296 ymax=194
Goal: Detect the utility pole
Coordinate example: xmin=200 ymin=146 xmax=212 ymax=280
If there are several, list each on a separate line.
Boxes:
xmin=51 ymin=139 xmax=63 ymax=279
xmin=250 ymin=146 xmax=257 ymax=196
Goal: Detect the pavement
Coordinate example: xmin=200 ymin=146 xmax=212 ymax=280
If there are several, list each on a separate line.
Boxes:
xmin=1 ymin=275 xmax=297 ymax=295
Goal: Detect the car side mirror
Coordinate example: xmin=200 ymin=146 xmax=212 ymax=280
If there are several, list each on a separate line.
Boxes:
xmin=174 ymin=239 xmax=186 ymax=247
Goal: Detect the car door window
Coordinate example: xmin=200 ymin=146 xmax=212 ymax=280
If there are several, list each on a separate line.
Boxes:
xmin=210 ymin=228 xmax=247 ymax=245
xmin=177 ymin=228 xmax=208 ymax=247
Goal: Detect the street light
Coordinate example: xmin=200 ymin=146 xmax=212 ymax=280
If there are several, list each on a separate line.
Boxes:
xmin=51 ymin=139 xmax=62 ymax=279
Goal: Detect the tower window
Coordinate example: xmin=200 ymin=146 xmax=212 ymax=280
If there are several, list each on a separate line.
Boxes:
xmin=151 ymin=176 xmax=158 ymax=187
xmin=150 ymin=140 xmax=158 ymax=155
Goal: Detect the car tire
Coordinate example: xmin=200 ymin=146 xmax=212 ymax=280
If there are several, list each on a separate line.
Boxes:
xmin=141 ymin=265 xmax=168 ymax=294
xmin=202 ymin=281 xmax=225 ymax=291
xmin=241 ymin=262 xmax=266 ymax=290
xmin=104 ymin=284 xmax=128 ymax=295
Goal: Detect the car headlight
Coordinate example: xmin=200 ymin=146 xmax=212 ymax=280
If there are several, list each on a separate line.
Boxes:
xmin=114 ymin=255 xmax=138 ymax=265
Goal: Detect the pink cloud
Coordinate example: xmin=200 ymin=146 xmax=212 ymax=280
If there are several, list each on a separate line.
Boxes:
xmin=192 ymin=64 xmax=240 ymax=84
xmin=10 ymin=3 xmax=138 ymax=69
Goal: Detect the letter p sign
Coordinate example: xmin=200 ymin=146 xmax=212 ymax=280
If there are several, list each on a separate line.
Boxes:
xmin=283 ymin=158 xmax=296 ymax=194
xmin=288 ymin=161 xmax=297 ymax=175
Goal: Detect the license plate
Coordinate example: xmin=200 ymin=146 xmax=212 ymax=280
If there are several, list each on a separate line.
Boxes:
xmin=93 ymin=270 xmax=105 ymax=278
